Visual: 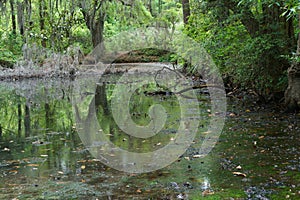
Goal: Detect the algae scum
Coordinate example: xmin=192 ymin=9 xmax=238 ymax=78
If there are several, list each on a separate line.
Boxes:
xmin=0 ymin=71 xmax=299 ymax=199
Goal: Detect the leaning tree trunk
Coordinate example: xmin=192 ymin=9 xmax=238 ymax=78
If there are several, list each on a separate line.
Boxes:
xmin=285 ymin=11 xmax=300 ymax=111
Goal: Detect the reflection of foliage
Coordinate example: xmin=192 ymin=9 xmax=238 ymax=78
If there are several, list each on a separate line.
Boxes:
xmin=96 ymin=81 xmax=181 ymax=153
xmin=0 ymin=88 xmax=24 ymax=137
xmin=0 ymin=81 xmax=74 ymax=138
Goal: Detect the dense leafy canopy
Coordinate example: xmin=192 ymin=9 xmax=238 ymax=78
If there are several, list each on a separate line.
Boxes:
xmin=0 ymin=0 xmax=299 ymax=98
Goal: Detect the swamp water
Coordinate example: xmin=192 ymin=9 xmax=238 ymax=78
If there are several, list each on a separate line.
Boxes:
xmin=0 ymin=70 xmax=299 ymax=199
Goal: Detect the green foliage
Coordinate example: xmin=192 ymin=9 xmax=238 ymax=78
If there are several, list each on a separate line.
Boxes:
xmin=156 ymin=4 xmax=181 ymax=29
xmin=104 ymin=0 xmax=154 ymax=38
xmin=0 ymin=31 xmax=23 ymax=66
xmin=0 ymin=0 xmax=296 ymax=98
xmin=281 ymin=0 xmax=300 ymax=19
xmin=71 ymin=25 xmax=93 ymax=55
xmin=0 ymin=48 xmax=16 ymax=65
xmin=185 ymin=0 xmax=297 ymax=97
xmin=0 ymin=0 xmax=184 ymax=61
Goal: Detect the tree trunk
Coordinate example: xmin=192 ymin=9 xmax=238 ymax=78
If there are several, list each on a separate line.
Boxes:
xmin=91 ymin=18 xmax=105 ymax=48
xmin=9 ymin=0 xmax=17 ymax=34
xmin=39 ymin=0 xmax=47 ymax=47
xmin=285 ymin=63 xmax=300 ymax=111
xmin=182 ymin=0 xmax=190 ymax=25
xmin=158 ymin=0 xmax=162 ymax=14
xmin=285 ymin=11 xmax=300 ymax=111
xmin=148 ymin=0 xmax=153 ymax=16
xmin=17 ymin=2 xmax=25 ymax=36
xmin=80 ymin=1 xmax=105 ymax=48
xmin=25 ymin=0 xmax=32 ymax=31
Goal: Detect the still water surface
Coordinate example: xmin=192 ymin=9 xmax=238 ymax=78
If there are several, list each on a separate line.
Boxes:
xmin=0 ymin=72 xmax=299 ymax=199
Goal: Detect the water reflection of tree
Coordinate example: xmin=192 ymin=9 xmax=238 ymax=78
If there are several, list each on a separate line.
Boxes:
xmin=24 ymin=100 xmax=31 ymax=137
xmin=17 ymin=101 xmax=22 ymax=136
xmin=95 ymin=83 xmax=110 ymax=115
xmin=0 ymin=86 xmax=74 ymax=138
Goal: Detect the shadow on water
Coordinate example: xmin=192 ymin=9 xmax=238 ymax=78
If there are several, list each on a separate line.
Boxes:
xmin=0 ymin=72 xmax=299 ymax=199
